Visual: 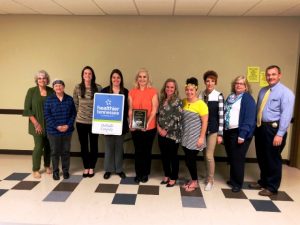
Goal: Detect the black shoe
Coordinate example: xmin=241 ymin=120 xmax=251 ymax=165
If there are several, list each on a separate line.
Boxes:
xmin=134 ymin=176 xmax=140 ymax=183
xmin=83 ymin=173 xmax=89 ymax=178
xmin=140 ymin=176 xmax=148 ymax=183
xmin=63 ymin=172 xmax=70 ymax=179
xmin=103 ymin=172 xmax=111 ymax=179
xmin=232 ymin=186 xmax=241 ymax=192
xmin=117 ymin=172 xmax=126 ymax=179
xmin=248 ymin=183 xmax=262 ymax=189
xmin=53 ymin=172 xmax=60 ymax=180
xmin=226 ymin=180 xmax=232 ymax=187
xmin=88 ymin=172 xmax=95 ymax=178
xmin=160 ymin=178 xmax=169 ymax=185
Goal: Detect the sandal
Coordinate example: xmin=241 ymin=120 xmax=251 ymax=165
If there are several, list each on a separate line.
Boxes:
xmin=182 ymin=180 xmax=192 ymax=189
xmin=184 ymin=181 xmax=198 ymax=192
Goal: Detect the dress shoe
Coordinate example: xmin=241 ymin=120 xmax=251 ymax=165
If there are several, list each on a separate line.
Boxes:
xmin=103 ymin=172 xmax=111 ymax=179
xmin=226 ymin=180 xmax=232 ymax=187
xmin=232 ymin=186 xmax=241 ymax=192
xmin=160 ymin=178 xmax=169 ymax=185
xmin=63 ymin=172 xmax=70 ymax=179
xmin=258 ymin=189 xmax=276 ymax=197
xmin=117 ymin=172 xmax=126 ymax=179
xmin=140 ymin=176 xmax=148 ymax=183
xmin=82 ymin=173 xmax=89 ymax=178
xmin=134 ymin=176 xmax=140 ymax=183
xmin=53 ymin=172 xmax=60 ymax=180
xmin=88 ymin=172 xmax=95 ymax=178
xmin=248 ymin=183 xmax=262 ymax=189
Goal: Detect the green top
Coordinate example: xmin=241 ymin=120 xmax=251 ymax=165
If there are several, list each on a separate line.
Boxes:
xmin=23 ymin=86 xmax=54 ymax=136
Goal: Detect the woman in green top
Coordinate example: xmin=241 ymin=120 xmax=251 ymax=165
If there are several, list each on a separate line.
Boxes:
xmin=23 ymin=70 xmax=54 ymax=179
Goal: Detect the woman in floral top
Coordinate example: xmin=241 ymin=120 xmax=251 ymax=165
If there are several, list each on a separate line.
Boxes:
xmin=157 ymin=78 xmax=182 ymax=187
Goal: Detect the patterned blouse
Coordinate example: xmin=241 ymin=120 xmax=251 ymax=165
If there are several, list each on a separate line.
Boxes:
xmin=158 ymin=97 xmax=183 ymax=143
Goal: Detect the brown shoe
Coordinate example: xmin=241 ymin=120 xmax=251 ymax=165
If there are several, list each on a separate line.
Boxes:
xmin=248 ymin=183 xmax=262 ymax=189
xmin=258 ymin=189 xmax=276 ymax=196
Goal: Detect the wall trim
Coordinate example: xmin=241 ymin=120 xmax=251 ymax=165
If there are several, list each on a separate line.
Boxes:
xmin=0 ymin=149 xmax=290 ymax=164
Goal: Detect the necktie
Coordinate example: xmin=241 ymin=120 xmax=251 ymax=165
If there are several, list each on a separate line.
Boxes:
xmin=257 ymin=88 xmax=271 ymax=127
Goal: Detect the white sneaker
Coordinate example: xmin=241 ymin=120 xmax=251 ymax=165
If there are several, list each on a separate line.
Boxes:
xmin=204 ymin=182 xmax=213 ymax=191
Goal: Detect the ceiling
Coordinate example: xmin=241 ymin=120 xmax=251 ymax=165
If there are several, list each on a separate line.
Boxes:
xmin=0 ymin=0 xmax=300 ymax=16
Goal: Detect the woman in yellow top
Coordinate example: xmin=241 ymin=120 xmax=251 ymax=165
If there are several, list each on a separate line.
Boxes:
xmin=181 ymin=77 xmax=208 ymax=192
xmin=128 ymin=68 xmax=158 ymax=183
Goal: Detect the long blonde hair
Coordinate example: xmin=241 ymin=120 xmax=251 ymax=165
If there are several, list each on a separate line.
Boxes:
xmin=134 ymin=68 xmax=152 ymax=89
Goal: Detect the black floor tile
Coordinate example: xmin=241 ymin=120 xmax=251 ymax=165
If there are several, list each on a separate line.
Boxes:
xmin=120 ymin=177 xmax=138 ymax=185
xmin=4 ymin=173 xmax=30 ymax=181
xmin=269 ymin=191 xmax=294 ymax=201
xmin=112 ymin=193 xmax=137 ymax=205
xmin=53 ymin=182 xmax=78 ymax=192
xmin=222 ymin=188 xmax=248 ymax=199
xmin=11 ymin=181 xmax=39 ymax=190
xmin=95 ymin=183 xmax=119 ymax=193
xmin=250 ymin=199 xmax=281 ymax=212
xmin=0 ymin=189 xmax=8 ymax=197
xmin=138 ymin=185 xmax=159 ymax=195
xmin=180 ymin=186 xmax=203 ymax=197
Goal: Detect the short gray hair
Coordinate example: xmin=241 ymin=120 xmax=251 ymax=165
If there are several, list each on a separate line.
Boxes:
xmin=34 ymin=70 xmax=50 ymax=85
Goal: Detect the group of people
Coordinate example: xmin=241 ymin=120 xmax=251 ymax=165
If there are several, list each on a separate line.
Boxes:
xmin=23 ymin=65 xmax=295 ymax=196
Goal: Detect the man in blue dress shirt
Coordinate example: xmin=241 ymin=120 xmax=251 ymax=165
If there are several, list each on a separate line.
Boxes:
xmin=251 ymin=65 xmax=295 ymax=196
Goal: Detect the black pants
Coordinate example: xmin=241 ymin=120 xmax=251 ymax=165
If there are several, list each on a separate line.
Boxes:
xmin=183 ymin=147 xmax=199 ymax=180
xmin=47 ymin=134 xmax=72 ymax=174
xmin=224 ymin=129 xmax=252 ymax=189
xmin=131 ymin=128 xmax=156 ymax=178
xmin=76 ymin=123 xmax=99 ymax=169
xmin=158 ymin=135 xmax=179 ymax=180
xmin=255 ymin=125 xmax=287 ymax=193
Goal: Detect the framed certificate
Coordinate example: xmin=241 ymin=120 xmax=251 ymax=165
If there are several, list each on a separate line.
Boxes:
xmin=132 ymin=109 xmax=147 ymax=129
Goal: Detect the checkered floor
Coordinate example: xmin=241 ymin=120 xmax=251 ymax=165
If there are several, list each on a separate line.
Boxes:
xmin=0 ymin=172 xmax=294 ymax=212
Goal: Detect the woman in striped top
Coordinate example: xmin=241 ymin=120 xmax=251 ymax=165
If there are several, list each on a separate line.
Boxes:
xmin=181 ymin=77 xmax=208 ymax=192
xmin=73 ymin=66 xmax=102 ymax=178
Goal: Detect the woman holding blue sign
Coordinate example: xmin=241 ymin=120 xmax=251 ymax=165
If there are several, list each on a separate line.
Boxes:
xmin=73 ymin=66 xmax=102 ymax=178
xmin=101 ymin=69 xmax=129 ymax=179
xmin=129 ymin=68 xmax=158 ymax=183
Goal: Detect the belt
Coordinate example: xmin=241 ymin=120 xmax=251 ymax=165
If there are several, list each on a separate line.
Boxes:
xmin=261 ymin=121 xmax=279 ymax=128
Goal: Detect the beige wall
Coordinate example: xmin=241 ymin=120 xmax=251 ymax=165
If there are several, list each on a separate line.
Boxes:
xmin=0 ymin=15 xmax=299 ymax=159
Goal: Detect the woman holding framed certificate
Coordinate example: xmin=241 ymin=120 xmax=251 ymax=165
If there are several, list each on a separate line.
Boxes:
xmin=128 ymin=68 xmax=158 ymax=183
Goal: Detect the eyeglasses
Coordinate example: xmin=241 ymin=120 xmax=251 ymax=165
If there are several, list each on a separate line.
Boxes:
xmin=37 ymin=77 xmax=47 ymax=80
xmin=235 ymin=82 xmax=245 ymax=86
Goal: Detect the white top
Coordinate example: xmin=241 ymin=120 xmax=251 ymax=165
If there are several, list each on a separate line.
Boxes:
xmin=228 ymin=98 xmax=241 ymax=129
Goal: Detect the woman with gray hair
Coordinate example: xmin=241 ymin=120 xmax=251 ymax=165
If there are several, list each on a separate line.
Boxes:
xmin=223 ymin=75 xmax=256 ymax=192
xmin=23 ymin=70 xmax=54 ymax=179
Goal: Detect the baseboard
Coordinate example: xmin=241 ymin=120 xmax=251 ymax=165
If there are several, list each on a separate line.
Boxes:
xmin=0 ymin=149 xmax=290 ymax=165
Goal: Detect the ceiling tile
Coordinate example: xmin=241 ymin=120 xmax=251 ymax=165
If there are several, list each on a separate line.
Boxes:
xmin=245 ymin=0 xmax=300 ymax=16
xmin=209 ymin=0 xmax=261 ymax=16
xmin=0 ymin=0 xmax=37 ymax=14
xmin=135 ymin=0 xmax=174 ymax=15
xmin=174 ymin=0 xmax=216 ymax=16
xmin=280 ymin=3 xmax=300 ymax=16
xmin=55 ymin=0 xmax=105 ymax=15
xmin=14 ymin=0 xmax=70 ymax=15
xmin=94 ymin=0 xmax=137 ymax=15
